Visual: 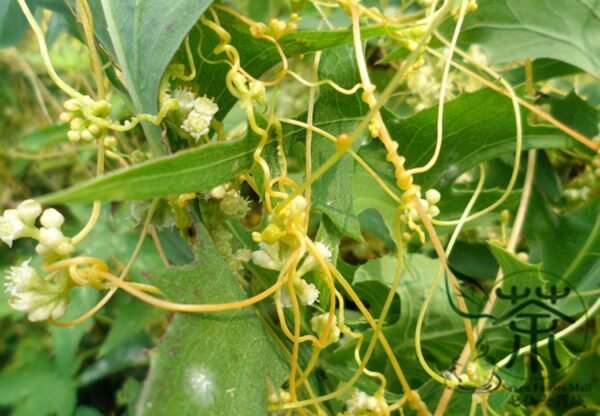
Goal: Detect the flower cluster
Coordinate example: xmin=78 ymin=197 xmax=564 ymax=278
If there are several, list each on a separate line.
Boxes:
xmin=1 ymin=201 xmax=75 ymax=321
xmin=249 ymin=17 xmax=298 ymax=40
xmin=4 ymin=260 xmax=69 ymax=321
xmin=211 ymin=226 xmax=252 ymax=278
xmin=0 ymin=200 xmax=39 ymax=247
xmin=0 ymin=200 xmax=74 ymax=256
xmin=251 ymin=196 xmax=332 ymax=307
xmin=209 ymin=183 xmax=250 ymax=220
xmin=60 ymin=96 xmax=111 ymax=142
xmin=172 ymin=88 xmax=219 ymax=141
xmin=343 ymin=390 xmax=388 ymax=416
xmin=404 ymin=188 xmax=442 ymax=225
xmin=230 ymin=72 xmax=268 ymax=109
xmin=563 ymin=142 xmax=600 ymax=204
xmin=406 ymin=45 xmax=488 ymax=112
xmin=310 ymin=312 xmax=341 ymax=346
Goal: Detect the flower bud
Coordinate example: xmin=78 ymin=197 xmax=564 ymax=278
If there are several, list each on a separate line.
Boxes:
xmin=40 ymin=208 xmax=65 ymax=229
xmin=17 ymin=200 xmax=42 ymax=225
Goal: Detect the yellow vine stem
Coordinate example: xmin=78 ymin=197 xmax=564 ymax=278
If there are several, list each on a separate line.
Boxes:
xmin=430 ymin=36 xmax=599 ymax=152
xmin=426 ymin=47 xmax=523 ymax=226
xmin=48 ymin=199 xmax=160 ymax=327
xmin=414 ymin=165 xmax=485 ymax=387
xmin=261 ymin=319 xmax=327 ymax=416
xmin=274 ymin=0 xmax=453 ymax=216
xmin=20 ymin=0 xmax=114 ymax=247
xmin=406 ymin=0 xmax=469 ymax=176
xmin=495 ymin=297 xmax=600 ymax=369
xmin=149 ymin=227 xmax=171 ymax=268
xmin=279 ymin=118 xmax=402 ymax=203
xmin=75 ymin=0 xmax=105 ymax=98
xmin=211 ymin=4 xmax=289 ymax=87
xmin=283 ymin=234 xmax=309 ymax=404
xmin=17 ymin=0 xmax=83 ymax=99
xmin=303 ymin=50 xmax=321 ymax=230
xmin=434 ymin=56 xmax=537 ymax=416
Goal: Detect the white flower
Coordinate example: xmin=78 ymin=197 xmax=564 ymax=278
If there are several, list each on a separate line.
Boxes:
xmin=179 ymin=96 xmax=218 ymax=140
xmin=4 ymin=260 xmax=69 ymax=322
xmin=193 ymin=96 xmax=219 ymax=117
xmin=296 ymin=279 xmax=319 ymax=306
xmin=252 ymin=241 xmax=285 ymax=271
xmin=180 ymin=97 xmax=218 ymax=141
xmin=346 ymin=390 xmax=385 ymax=415
xmin=279 ymin=278 xmax=320 ymax=307
xmin=310 ymin=312 xmax=341 ymax=345
xmin=40 ymin=208 xmax=65 ymax=229
xmin=0 ymin=209 xmax=27 ymax=247
xmin=297 ymin=241 xmax=332 ymax=276
xmin=16 ymin=200 xmax=42 ymax=225
xmin=172 ymin=87 xmax=197 ymax=113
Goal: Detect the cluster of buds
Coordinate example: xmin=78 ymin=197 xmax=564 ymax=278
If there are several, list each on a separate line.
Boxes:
xmin=4 ymin=260 xmax=69 ymax=321
xmin=211 ymin=226 xmax=252 ymax=277
xmin=563 ymin=145 xmax=600 ymax=204
xmin=59 ymin=96 xmax=111 ymax=142
xmin=267 ymin=388 xmax=292 ymax=415
xmin=405 ymin=44 xmax=488 ymax=112
xmin=394 ymin=25 xmax=428 ymax=52
xmin=171 ymin=88 xmax=219 ymax=141
xmin=251 ymin=195 xmax=332 ymax=307
xmin=405 ymin=189 xmax=441 ymax=222
xmin=343 ymin=390 xmax=388 ymax=416
xmin=249 ymin=16 xmax=299 ymax=40
xmin=209 ymin=183 xmax=250 ymax=220
xmin=230 ymin=72 xmax=268 ymax=109
xmin=310 ymin=312 xmax=341 ymax=346
xmin=451 ymin=0 xmax=478 ymax=18
xmin=0 ymin=200 xmax=74 ymax=256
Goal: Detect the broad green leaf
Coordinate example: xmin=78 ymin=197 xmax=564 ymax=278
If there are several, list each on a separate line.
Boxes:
xmin=457 ymin=0 xmax=600 ymax=78
xmin=50 ymin=287 xmax=99 ymax=377
xmin=189 ymin=11 xmax=388 ymax=119
xmin=0 ymin=343 xmax=77 ymax=416
xmin=39 ymin=134 xmax=269 ymax=203
xmin=136 ymin=225 xmax=287 ymax=416
xmin=0 ymin=1 xmax=29 ymax=48
xmin=310 ymin=45 xmax=365 ymax=240
xmin=98 ymin=297 xmax=159 ymax=358
xmin=351 ymin=254 xmax=465 ymax=377
xmin=98 ymin=0 xmax=213 ymax=153
xmin=548 ymin=91 xmax=600 ymax=140
xmin=449 ymin=241 xmax=499 ymax=280
xmin=525 ymin=191 xmax=600 ymax=293
xmin=356 ymin=89 xmax=574 ymax=226
xmin=487 ymin=245 xmax=582 ymax=382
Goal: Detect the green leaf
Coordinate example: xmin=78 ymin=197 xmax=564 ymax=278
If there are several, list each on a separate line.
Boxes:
xmin=352 ymin=254 xmax=465 ymax=375
xmin=356 ymin=89 xmax=574 ymax=226
xmin=525 ymin=191 xmax=600 ymax=292
xmin=98 ymin=0 xmax=213 ymax=153
xmin=0 ymin=1 xmax=29 ymax=48
xmin=310 ymin=45 xmax=365 ymax=240
xmin=548 ymin=91 xmax=600 ymax=140
xmin=189 ymin=11 xmax=388 ymax=119
xmin=39 ymin=134 xmax=269 ymax=203
xmin=50 ymin=287 xmax=99 ymax=376
xmin=456 ymin=0 xmax=600 ymax=78
xmin=0 ymin=343 xmax=77 ymax=416
xmin=136 ymin=225 xmax=287 ymax=416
